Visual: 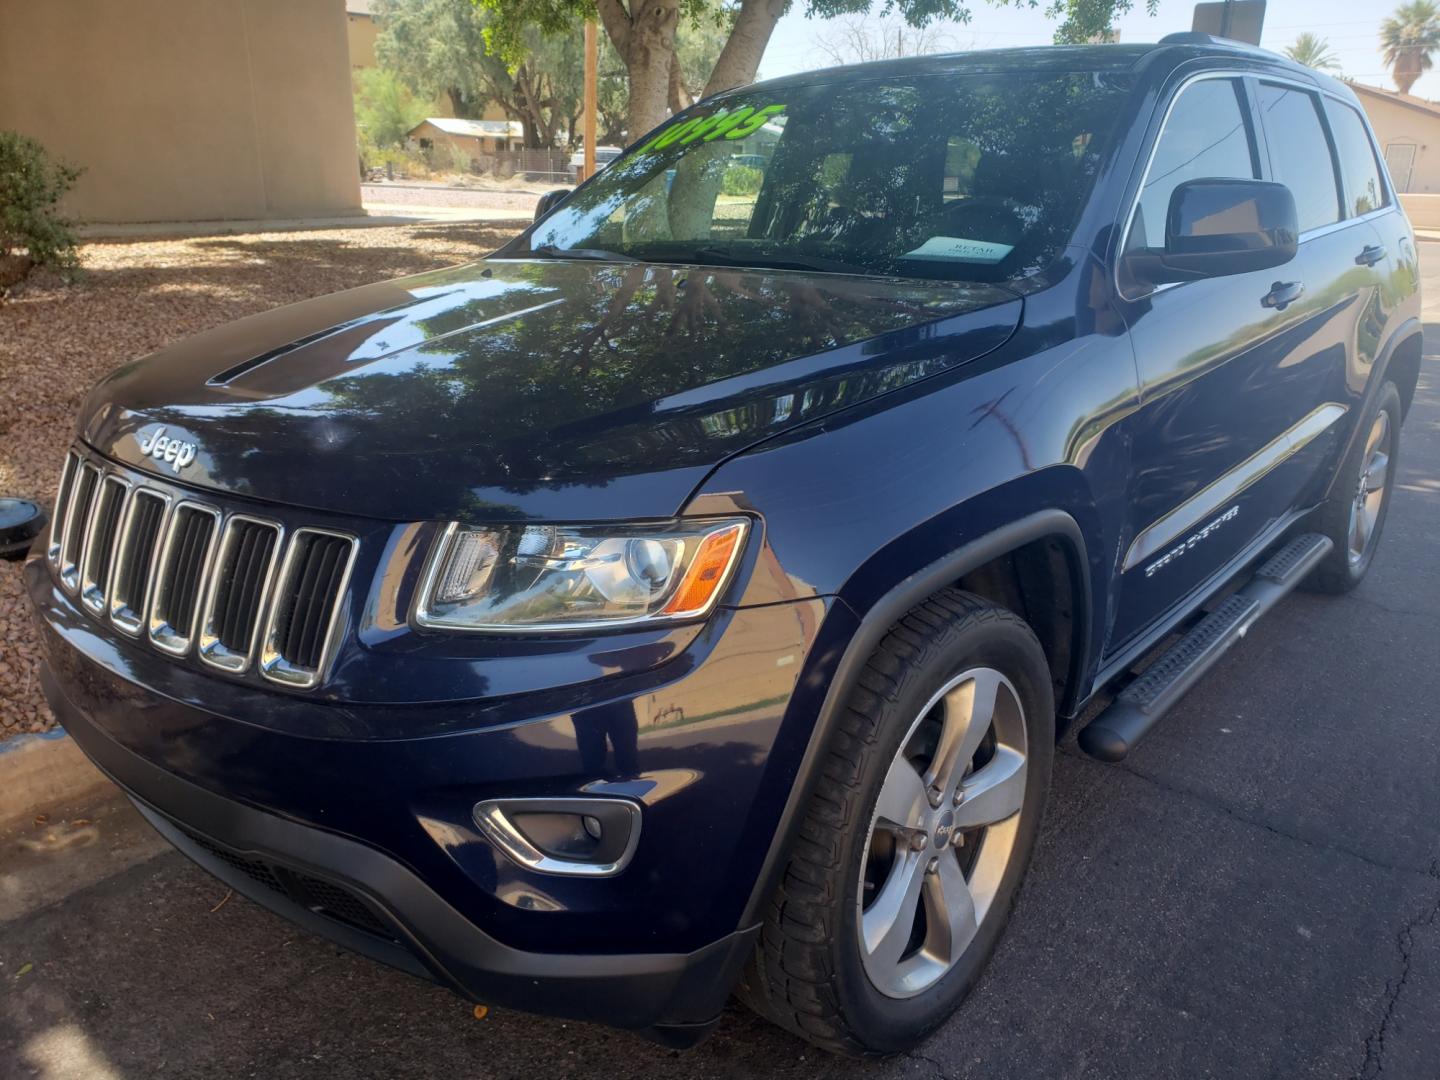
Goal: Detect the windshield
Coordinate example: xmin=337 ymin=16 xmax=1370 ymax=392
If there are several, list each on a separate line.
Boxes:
xmin=515 ymin=71 xmax=1133 ymax=282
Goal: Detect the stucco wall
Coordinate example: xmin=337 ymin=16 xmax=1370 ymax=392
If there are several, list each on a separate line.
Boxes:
xmin=1354 ymin=90 xmax=1440 ymax=195
xmin=0 ymin=0 xmax=363 ymax=223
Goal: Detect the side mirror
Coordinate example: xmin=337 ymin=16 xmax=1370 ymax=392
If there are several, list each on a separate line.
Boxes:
xmin=1127 ymin=178 xmax=1298 ymax=286
xmin=534 ymin=188 xmax=572 ymax=223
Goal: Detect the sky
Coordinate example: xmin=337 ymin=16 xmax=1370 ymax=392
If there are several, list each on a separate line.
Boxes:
xmin=756 ymin=0 xmax=1435 ymax=100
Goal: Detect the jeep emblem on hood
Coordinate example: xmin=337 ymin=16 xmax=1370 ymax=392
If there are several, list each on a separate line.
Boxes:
xmin=137 ymin=426 xmax=197 ymax=473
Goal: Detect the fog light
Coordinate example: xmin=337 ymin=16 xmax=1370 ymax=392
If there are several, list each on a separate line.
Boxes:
xmin=473 ymin=797 xmax=641 ymax=877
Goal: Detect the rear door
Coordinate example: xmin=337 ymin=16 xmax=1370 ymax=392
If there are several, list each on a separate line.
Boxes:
xmin=1109 ymin=73 xmax=1362 ymax=654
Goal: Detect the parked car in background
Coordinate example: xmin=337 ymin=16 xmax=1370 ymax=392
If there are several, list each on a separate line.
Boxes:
xmin=30 ymin=34 xmax=1419 ymax=1056
xmin=568 ymin=144 xmax=622 ymax=180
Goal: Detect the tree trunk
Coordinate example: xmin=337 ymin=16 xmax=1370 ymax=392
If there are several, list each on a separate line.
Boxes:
xmin=446 ymin=87 xmax=467 ymax=118
xmin=1395 ymin=54 xmax=1421 ymax=95
xmin=596 ymin=0 xmax=680 ymax=145
xmin=703 ymin=0 xmax=787 ymax=98
xmin=667 ymin=52 xmax=693 ymax=114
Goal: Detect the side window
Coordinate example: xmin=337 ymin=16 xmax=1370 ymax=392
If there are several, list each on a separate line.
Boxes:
xmin=1324 ymin=99 xmax=1388 ymax=216
xmin=1129 ymin=78 xmax=1258 ymax=251
xmin=1256 ymin=83 xmax=1342 ymax=233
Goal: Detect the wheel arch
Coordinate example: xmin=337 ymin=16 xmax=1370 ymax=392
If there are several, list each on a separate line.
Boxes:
xmin=739 ymin=507 xmax=1091 ymax=928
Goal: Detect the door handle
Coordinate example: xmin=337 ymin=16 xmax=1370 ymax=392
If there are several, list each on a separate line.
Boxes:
xmin=1355 ymin=244 xmax=1388 ymax=266
xmin=1261 ymin=281 xmax=1305 ymax=310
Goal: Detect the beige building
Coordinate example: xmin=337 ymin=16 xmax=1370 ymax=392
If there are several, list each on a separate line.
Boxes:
xmin=0 ymin=0 xmax=362 ymax=224
xmin=346 ymin=0 xmax=379 ymax=69
xmin=408 ymin=118 xmax=525 ymax=168
xmin=1352 ymin=83 xmax=1440 ymax=195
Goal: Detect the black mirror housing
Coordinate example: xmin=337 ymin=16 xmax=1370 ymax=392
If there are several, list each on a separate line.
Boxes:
xmin=1128 ymin=178 xmax=1299 ymax=286
xmin=534 ymin=188 xmax=572 ymax=223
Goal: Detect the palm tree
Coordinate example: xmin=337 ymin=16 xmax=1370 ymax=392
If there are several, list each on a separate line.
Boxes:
xmin=1381 ymin=1 xmax=1440 ymax=95
xmin=1284 ymin=33 xmax=1340 ymax=72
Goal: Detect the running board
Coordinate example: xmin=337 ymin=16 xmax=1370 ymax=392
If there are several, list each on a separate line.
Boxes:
xmin=1078 ymin=532 xmax=1332 ymax=763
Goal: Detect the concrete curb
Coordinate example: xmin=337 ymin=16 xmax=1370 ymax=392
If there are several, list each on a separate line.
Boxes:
xmin=0 ymin=729 xmax=113 ymax=828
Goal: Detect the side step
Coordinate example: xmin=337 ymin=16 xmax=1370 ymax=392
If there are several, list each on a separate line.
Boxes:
xmin=1078 ymin=532 xmax=1332 ymax=762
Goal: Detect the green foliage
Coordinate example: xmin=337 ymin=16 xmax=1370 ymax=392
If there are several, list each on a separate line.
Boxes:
xmin=720 ymin=163 xmax=763 ymax=195
xmin=376 ymin=0 xmax=587 ymax=148
xmin=0 ymin=131 xmax=82 ymax=284
xmin=1382 ymin=1 xmax=1440 ymax=94
xmin=354 ymin=68 xmax=428 ymax=150
xmin=1284 ymin=32 xmax=1340 ymax=72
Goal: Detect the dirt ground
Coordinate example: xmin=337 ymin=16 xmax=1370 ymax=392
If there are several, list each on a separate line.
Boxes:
xmin=0 ymin=221 xmax=522 ymax=737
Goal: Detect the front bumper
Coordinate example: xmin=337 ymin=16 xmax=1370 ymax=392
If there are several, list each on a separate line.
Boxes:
xmin=28 ymin=555 xmax=847 ymax=1038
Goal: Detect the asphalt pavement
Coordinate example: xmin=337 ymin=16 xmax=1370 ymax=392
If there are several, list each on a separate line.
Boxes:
xmin=3 ymin=250 xmax=1440 ymax=1080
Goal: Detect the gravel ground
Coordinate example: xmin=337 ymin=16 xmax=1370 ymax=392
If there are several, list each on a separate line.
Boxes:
xmin=0 ymin=221 xmax=521 ymax=737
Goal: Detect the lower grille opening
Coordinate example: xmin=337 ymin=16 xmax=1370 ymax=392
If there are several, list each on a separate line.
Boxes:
xmin=179 ymin=827 xmax=397 ymax=943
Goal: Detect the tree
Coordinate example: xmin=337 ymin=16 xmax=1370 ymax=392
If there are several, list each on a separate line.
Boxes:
xmin=1284 ymin=32 xmax=1340 ymax=72
xmin=478 ymin=0 xmax=1156 ymax=148
xmin=814 ymin=13 xmax=958 ymax=66
xmin=1381 ymin=0 xmax=1440 ymax=95
xmin=374 ymin=0 xmax=586 ymax=148
xmin=353 ymin=68 xmax=428 ymax=150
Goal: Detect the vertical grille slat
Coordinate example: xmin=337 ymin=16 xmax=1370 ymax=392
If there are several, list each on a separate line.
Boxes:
xmin=260 ymin=529 xmax=356 ymax=689
xmin=110 ymin=490 xmax=168 ymax=635
xmin=198 ymin=516 xmax=281 ymax=673
xmin=47 ymin=452 xmax=80 ymax=566
xmin=79 ymin=476 xmax=128 ymax=613
xmin=148 ymin=502 xmax=219 ymax=655
xmin=58 ymin=464 xmax=100 ymax=592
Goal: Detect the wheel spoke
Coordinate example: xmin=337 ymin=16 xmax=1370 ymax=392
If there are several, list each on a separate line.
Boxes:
xmin=1350 ymin=504 xmax=1367 ymax=555
xmin=874 ymin=755 xmax=929 ymax=828
xmin=925 ymin=851 xmax=979 ymax=965
xmin=862 ymin=850 xmax=927 ymax=969
xmin=952 ymin=746 xmax=1027 ymax=829
xmin=926 ymin=669 xmax=1001 ymax=798
xmin=1365 ymin=451 xmax=1389 ymax=493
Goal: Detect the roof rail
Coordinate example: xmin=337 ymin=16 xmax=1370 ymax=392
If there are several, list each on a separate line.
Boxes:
xmin=1158 ymin=31 xmax=1228 ymax=45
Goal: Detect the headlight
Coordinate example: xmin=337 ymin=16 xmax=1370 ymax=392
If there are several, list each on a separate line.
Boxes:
xmin=415 ymin=518 xmax=748 ymax=631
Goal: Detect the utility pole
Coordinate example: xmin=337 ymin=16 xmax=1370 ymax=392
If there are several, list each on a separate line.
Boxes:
xmin=582 ymin=19 xmax=597 ymax=183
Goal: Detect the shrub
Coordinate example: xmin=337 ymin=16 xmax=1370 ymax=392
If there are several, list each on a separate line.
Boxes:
xmin=0 ymin=131 xmax=82 ymax=288
xmin=721 ymin=164 xmax=763 ymax=197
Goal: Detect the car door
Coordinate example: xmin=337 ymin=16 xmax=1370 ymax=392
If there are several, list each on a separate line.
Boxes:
xmin=1107 ymin=72 xmax=1362 ymax=655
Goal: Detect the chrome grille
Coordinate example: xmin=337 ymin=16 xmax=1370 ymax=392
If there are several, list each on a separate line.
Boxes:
xmin=48 ymin=451 xmax=356 ymax=689
xmin=147 ymin=502 xmax=220 ymax=655
xmin=197 ymin=516 xmax=282 ymax=674
xmin=260 ymin=529 xmax=358 ymax=689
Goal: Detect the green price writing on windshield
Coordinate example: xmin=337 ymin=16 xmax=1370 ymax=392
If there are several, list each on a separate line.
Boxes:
xmin=635 ymin=104 xmax=786 ymax=154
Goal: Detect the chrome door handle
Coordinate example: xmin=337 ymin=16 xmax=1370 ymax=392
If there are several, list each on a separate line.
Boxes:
xmin=1261 ymin=281 xmax=1305 ymax=310
xmin=1356 ymin=244 xmax=1388 ymax=266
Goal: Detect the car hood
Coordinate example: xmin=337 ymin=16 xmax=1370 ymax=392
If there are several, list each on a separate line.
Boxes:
xmin=81 ymin=259 xmax=1021 ymax=522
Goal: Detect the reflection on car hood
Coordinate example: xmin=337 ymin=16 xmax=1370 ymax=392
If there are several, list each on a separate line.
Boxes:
xmin=81 ymin=259 xmax=1021 ymax=522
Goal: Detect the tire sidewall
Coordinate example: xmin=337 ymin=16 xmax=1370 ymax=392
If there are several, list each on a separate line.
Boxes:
xmin=831 ymin=615 xmax=1055 ymax=1051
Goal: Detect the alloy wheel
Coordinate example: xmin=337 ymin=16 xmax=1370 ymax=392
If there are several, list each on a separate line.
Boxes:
xmin=857 ymin=667 xmax=1028 ymax=999
xmin=1349 ymin=410 xmax=1392 ymax=566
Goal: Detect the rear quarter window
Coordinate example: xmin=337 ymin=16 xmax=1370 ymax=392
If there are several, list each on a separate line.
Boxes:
xmin=1323 ymin=99 xmax=1388 ymax=216
xmin=1256 ymin=83 xmax=1342 ymax=233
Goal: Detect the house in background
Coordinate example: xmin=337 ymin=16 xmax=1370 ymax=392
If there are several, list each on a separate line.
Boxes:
xmin=407 ymin=118 xmax=525 ymax=170
xmin=1351 ymin=83 xmax=1440 ymax=195
xmin=346 ymin=0 xmax=379 ymax=70
xmin=0 ymin=0 xmax=361 ymax=224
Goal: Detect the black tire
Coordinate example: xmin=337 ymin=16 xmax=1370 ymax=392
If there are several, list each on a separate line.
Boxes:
xmin=1305 ymin=381 xmax=1402 ymax=594
xmin=736 ymin=589 xmax=1054 ymax=1055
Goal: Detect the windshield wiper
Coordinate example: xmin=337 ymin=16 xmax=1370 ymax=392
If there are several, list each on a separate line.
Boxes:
xmin=529 ymin=244 xmax=638 ymax=263
xmin=678 ymin=247 xmax=870 ymax=276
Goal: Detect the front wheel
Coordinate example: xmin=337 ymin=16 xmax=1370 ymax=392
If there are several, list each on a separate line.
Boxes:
xmin=1306 ymin=381 xmax=1402 ymax=593
xmin=737 ymin=590 xmax=1054 ymax=1055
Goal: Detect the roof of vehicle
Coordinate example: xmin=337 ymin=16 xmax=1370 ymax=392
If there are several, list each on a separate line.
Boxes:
xmin=732 ymin=35 xmax=1329 ymax=97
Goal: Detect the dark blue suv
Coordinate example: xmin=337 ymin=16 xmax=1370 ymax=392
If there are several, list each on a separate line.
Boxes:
xmin=28 ymin=35 xmax=1421 ymax=1055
